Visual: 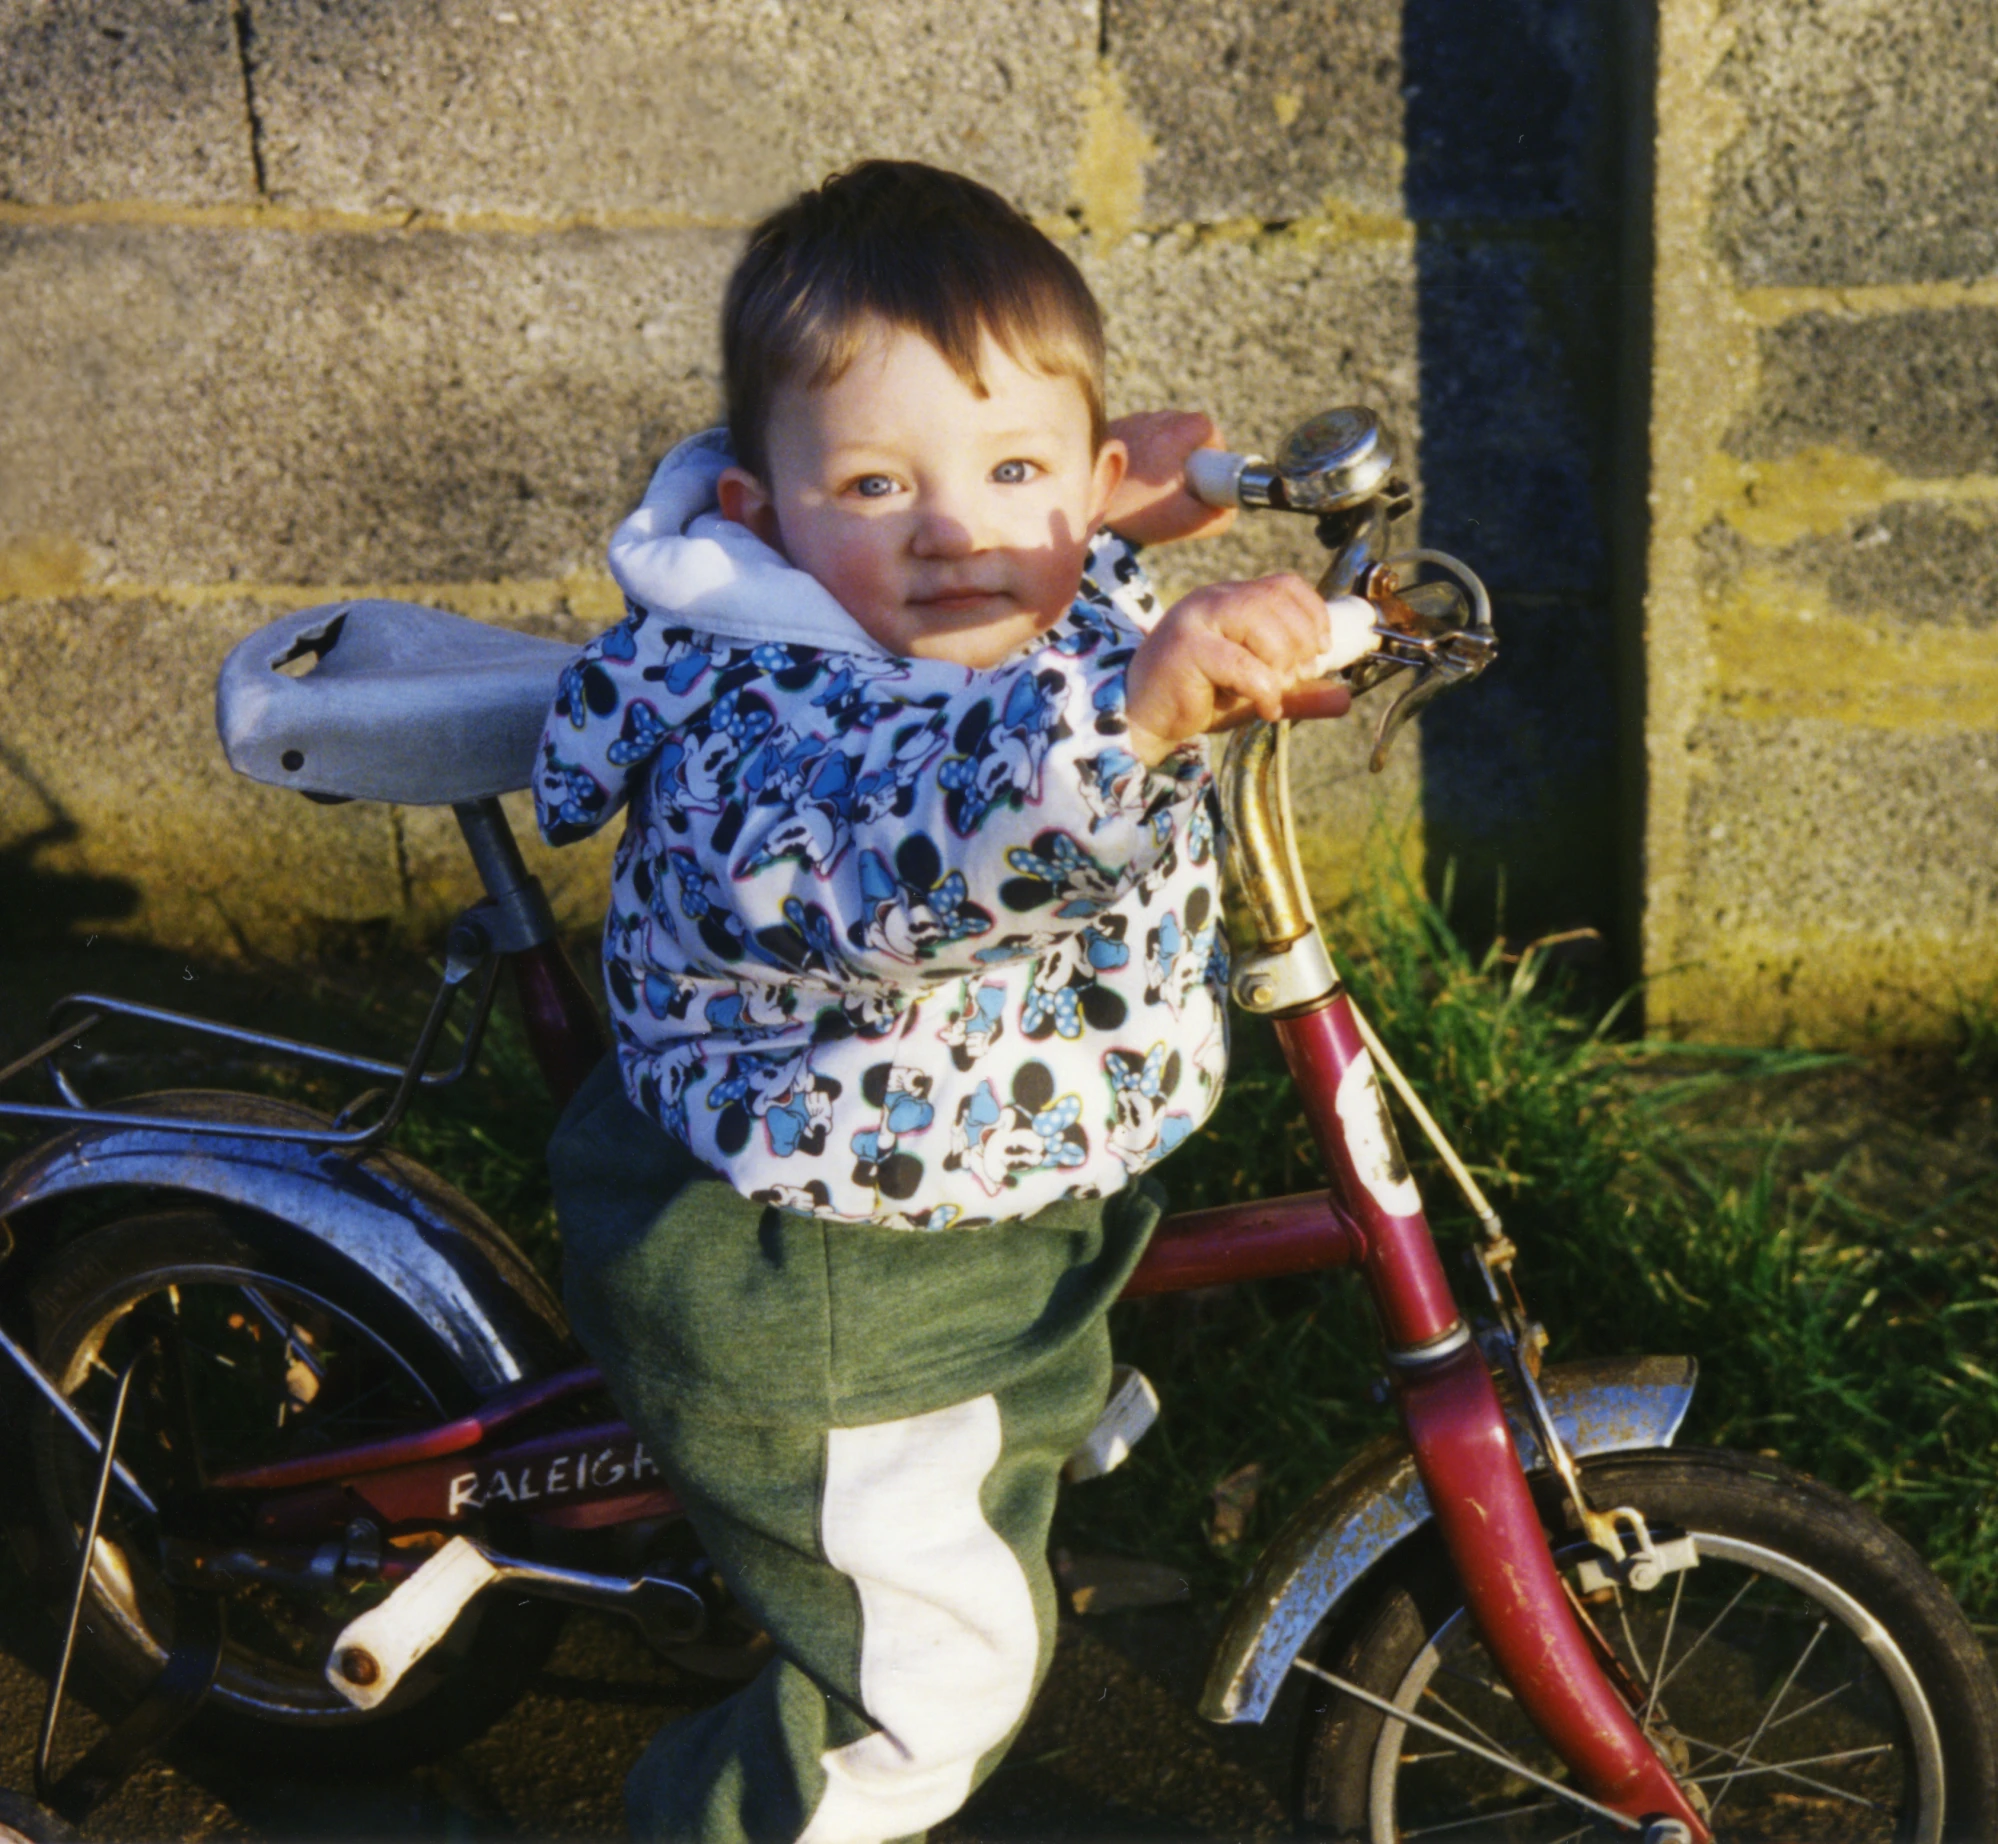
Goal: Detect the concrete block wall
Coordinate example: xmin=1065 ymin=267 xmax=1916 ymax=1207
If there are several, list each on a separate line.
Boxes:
xmin=3 ymin=3 xmax=1634 ymax=1020
xmin=2 ymin=0 xmax=1445 ymax=960
xmin=1645 ymin=0 xmax=1998 ymax=1042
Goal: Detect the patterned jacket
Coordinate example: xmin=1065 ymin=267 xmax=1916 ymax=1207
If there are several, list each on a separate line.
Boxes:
xmin=534 ymin=430 xmax=1228 ymax=1229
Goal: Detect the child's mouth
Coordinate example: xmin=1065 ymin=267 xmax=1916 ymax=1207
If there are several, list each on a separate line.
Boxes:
xmin=910 ymin=590 xmax=1005 ymax=616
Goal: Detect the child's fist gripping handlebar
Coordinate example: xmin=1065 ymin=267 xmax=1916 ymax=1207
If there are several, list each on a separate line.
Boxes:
xmin=1123 ymin=574 xmax=1377 ymax=766
xmin=1104 ymin=410 xmax=1241 ymax=547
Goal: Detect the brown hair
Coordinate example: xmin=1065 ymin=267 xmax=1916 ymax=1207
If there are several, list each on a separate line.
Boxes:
xmin=722 ymin=160 xmax=1108 ymax=482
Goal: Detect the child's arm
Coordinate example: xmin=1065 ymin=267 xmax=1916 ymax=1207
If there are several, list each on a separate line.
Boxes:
xmin=1124 ymin=576 xmax=1355 ymax=767
xmin=1103 ymin=414 xmax=1370 ymax=763
xmin=531 ymin=605 xmax=717 ymax=846
xmin=1102 ymin=411 xmax=1239 ymax=547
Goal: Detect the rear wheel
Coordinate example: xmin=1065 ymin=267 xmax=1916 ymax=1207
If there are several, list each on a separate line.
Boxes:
xmin=27 ymin=1208 xmax=563 ymax=1774
xmin=1296 ymin=1450 xmax=1998 ymax=1842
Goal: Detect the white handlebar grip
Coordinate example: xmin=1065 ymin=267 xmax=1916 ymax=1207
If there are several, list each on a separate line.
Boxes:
xmin=1312 ymin=594 xmax=1382 ymax=676
xmin=1185 ymin=447 xmax=1253 ymax=508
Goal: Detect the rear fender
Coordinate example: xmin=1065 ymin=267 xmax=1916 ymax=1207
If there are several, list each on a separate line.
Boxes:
xmin=1199 ymin=1355 xmax=1696 ymax=1724
xmin=0 ymin=1091 xmax=572 ymax=1391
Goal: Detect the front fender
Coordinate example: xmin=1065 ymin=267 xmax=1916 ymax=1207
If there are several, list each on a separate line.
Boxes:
xmin=0 ymin=1091 xmax=573 ymax=1392
xmin=1199 ymin=1354 xmax=1696 ymax=1724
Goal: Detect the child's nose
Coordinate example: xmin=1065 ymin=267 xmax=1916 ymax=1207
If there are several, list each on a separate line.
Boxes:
xmin=909 ymin=487 xmax=990 ymax=556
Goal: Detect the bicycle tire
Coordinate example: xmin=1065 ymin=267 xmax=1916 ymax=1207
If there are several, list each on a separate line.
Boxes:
xmin=1295 ymin=1448 xmax=1998 ymax=1843
xmin=26 ymin=1207 xmax=564 ymax=1775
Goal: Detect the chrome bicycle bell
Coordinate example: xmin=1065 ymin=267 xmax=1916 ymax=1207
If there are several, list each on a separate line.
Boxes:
xmin=1236 ymin=407 xmax=1397 ymax=514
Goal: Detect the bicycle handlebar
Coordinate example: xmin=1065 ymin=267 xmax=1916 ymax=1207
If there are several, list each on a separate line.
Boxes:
xmin=1315 ymin=595 xmax=1380 ymax=676
xmin=1186 ymin=446 xmax=1262 ymax=509
xmin=1180 ymin=410 xmax=1496 ymax=772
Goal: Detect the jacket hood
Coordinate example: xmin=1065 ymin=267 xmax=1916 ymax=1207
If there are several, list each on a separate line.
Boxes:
xmin=605 ymin=428 xmax=890 ymax=656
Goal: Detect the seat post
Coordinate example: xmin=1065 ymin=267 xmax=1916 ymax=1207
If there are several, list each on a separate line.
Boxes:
xmin=452 ymin=799 xmax=557 ymax=949
xmin=451 ymin=798 xmax=609 ymax=1106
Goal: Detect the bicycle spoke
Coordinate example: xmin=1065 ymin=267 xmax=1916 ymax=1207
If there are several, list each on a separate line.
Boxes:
xmin=1712 ymin=1639 xmax=1848 ymax=1767
xmin=241 ymin=1284 xmax=329 ymax=1385
xmin=1704 ymin=1617 xmax=1829 ymax=1819
xmin=1319 ymin=1486 xmax=1956 ymax=1844
xmin=1437 ymin=1658 xmax=1516 ymax=1702
xmin=1727 ymin=1670 xmax=1863 ymax=1748
xmin=1710 ymin=1617 xmax=1836 ymax=1772
xmin=1611 ymin=1589 xmax=1651 ymax=1689
xmin=1418 ymin=1683 xmax=1521 ymax=1765
xmin=1290 ymin=1656 xmax=1642 ymax=1834
xmin=1651 ymin=1571 xmax=1759 ymax=1699
xmin=1685 ymin=1739 xmax=1892 ymax=1808
xmin=305 ymin=1369 xmax=425 ymax=1445
xmin=1639 ymin=1568 xmax=1685 ymax=1732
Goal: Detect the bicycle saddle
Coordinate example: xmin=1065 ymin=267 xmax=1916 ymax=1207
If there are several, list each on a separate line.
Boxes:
xmin=216 ymin=601 xmax=576 ymax=805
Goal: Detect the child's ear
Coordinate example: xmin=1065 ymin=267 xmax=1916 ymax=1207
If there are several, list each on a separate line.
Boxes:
xmin=717 ymin=466 xmax=784 ymax=550
xmin=1087 ymin=438 xmax=1128 ymax=534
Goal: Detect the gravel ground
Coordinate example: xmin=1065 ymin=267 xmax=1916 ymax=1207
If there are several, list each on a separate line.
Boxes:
xmin=0 ymin=1546 xmax=1297 ymax=1843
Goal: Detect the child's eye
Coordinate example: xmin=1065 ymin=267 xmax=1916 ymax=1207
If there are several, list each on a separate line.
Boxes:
xmin=992 ymin=459 xmax=1041 ymax=485
xmin=850 ymin=474 xmax=899 ymax=499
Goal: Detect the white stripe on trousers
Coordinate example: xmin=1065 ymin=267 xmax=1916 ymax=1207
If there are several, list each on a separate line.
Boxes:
xmin=796 ymin=1395 xmax=1038 ymax=1844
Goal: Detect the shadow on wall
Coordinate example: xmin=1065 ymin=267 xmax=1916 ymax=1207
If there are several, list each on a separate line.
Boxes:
xmin=1402 ymin=0 xmax=1629 ymax=947
xmin=0 ymin=745 xmax=140 ymax=952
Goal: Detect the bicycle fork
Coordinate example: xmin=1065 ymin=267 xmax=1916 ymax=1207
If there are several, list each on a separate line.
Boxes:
xmin=1267 ymin=990 xmax=1705 ymax=1840
xmin=1222 ymin=719 xmax=1708 ymax=1841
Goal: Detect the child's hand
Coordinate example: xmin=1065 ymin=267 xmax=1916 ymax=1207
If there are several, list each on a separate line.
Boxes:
xmin=1123 ymin=575 xmax=1354 ymax=766
xmin=1102 ymin=411 xmax=1239 ymax=546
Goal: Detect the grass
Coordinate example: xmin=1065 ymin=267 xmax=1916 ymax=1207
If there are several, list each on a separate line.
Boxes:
xmin=1955 ymin=981 xmax=1998 ymax=1086
xmin=389 ymin=983 xmax=570 ymax=1284
xmin=1059 ymin=870 xmax=1998 ymax=1621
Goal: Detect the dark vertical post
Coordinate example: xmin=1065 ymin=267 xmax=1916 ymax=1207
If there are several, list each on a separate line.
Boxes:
xmin=1402 ymin=0 xmax=1626 ymax=946
xmin=1608 ymin=0 xmax=1660 ymax=1011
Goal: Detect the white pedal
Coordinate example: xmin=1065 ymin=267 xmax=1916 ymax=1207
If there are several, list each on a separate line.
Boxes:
xmin=1063 ymin=1365 xmax=1160 ymax=1483
xmin=325 ymin=1534 xmax=499 ymax=1709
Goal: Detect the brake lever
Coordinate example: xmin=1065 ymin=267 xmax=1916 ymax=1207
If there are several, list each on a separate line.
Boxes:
xmin=1183 ymin=415 xmax=1496 ymax=771
xmin=1351 ymin=560 xmax=1496 ymax=771
xmin=1368 ymin=651 xmax=1469 ymax=772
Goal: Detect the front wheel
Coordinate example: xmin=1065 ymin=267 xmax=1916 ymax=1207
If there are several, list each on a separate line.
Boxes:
xmin=1296 ymin=1449 xmax=1998 ymax=1842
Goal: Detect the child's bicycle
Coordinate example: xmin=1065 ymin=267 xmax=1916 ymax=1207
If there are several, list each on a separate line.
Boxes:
xmin=3 ymin=407 xmax=1994 ymax=1843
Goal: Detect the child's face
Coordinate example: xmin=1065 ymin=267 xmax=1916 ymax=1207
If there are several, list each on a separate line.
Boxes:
xmin=719 ymin=318 xmax=1126 ymax=670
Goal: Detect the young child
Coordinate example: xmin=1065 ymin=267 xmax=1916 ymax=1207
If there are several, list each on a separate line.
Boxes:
xmin=534 ymin=160 xmax=1347 ymax=1844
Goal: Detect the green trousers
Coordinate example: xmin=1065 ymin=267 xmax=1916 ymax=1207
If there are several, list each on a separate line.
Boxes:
xmin=550 ymin=1056 xmax=1160 ymax=1844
